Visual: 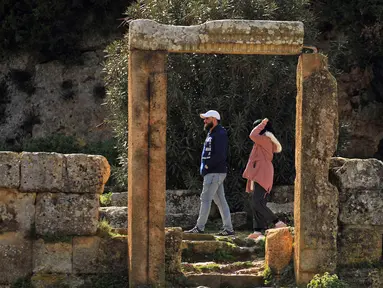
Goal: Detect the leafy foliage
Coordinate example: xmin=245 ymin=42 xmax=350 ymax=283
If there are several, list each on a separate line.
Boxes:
xmin=312 ymin=0 xmax=383 ymax=70
xmin=307 ymin=272 xmax=348 ymax=288
xmin=104 ymin=0 xmax=316 ymax=211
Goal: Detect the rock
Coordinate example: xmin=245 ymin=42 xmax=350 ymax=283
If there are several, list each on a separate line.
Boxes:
xmin=165 ymin=227 xmax=183 ymax=275
xmin=31 ymin=274 xmax=84 ymax=288
xmin=331 ymin=158 xmax=383 ymax=190
xmin=110 ymin=192 xmax=127 ymax=206
xmin=65 ymin=154 xmax=110 ymax=194
xmin=185 ymin=274 xmax=264 ymax=288
xmin=20 ymin=152 xmax=64 ymax=192
xmin=0 ymin=232 xmax=32 ymax=285
xmin=0 ymin=152 xmax=20 ymax=189
xmin=267 ymin=202 xmax=293 ymax=218
xmin=182 ymin=233 xmax=215 ymax=241
xmin=33 ymin=239 xmax=72 ymax=274
xmin=166 ymin=190 xmax=200 ymax=215
xmin=35 ymin=193 xmax=99 ymax=236
xmin=338 ymin=189 xmax=383 ymax=226
xmin=99 ymin=207 xmax=127 ymax=229
xmin=330 ymin=156 xmax=348 ymax=168
xmin=338 ymin=267 xmax=383 ymax=288
xmin=0 ymin=189 xmax=35 ymax=234
xmin=269 ymin=185 xmax=294 ymax=203
xmin=129 ymin=19 xmax=304 ymax=55
xmin=338 ymin=226 xmax=382 ymax=264
xmin=73 ymin=236 xmax=127 ymax=273
xmin=100 ymin=209 xmax=248 ymax=231
xmin=211 ymin=212 xmax=248 ymax=230
xmin=165 ymin=213 xmax=197 ymax=229
xmin=294 ymin=54 xmax=339 ymax=285
xmin=265 ymin=227 xmax=293 ymax=274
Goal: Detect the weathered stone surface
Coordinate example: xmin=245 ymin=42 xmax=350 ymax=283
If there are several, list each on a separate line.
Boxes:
xmin=338 ymin=267 xmax=383 ymax=288
xmin=165 ymin=227 xmax=183 ymax=275
xmin=99 ymin=206 xmax=127 ymax=229
xmin=211 ymin=212 xmax=248 ymax=230
xmin=167 ymin=213 xmax=196 ymax=229
xmin=110 ymin=191 xmax=127 ymax=206
xmin=270 ymin=185 xmax=294 ymax=203
xmin=129 ymin=19 xmax=304 ymax=55
xmin=128 ymin=50 xmax=167 ymax=287
xmin=166 ymin=190 xmax=200 ymax=215
xmin=20 ymin=152 xmax=64 ymax=192
xmin=338 ymin=225 xmax=382 ymax=264
xmin=186 ymin=274 xmax=221 ymax=288
xmin=182 ymin=233 xmax=215 ymax=241
xmin=267 ymin=202 xmax=293 ymax=218
xmin=36 ymin=193 xmax=99 ymax=236
xmin=65 ymin=154 xmax=110 ymax=194
xmin=0 ymin=189 xmax=35 ymax=234
xmin=0 ymin=152 xmax=20 ymax=189
xmin=0 ymin=52 xmax=112 ymax=147
xmin=265 ymin=228 xmax=293 ymax=274
xmin=31 ymin=274 xmax=84 ymax=288
xmin=186 ymin=274 xmax=264 ymax=288
xmin=338 ymin=189 xmax=383 ymax=226
xmin=0 ymin=232 xmax=32 ymax=285
xmin=331 ymin=158 xmax=383 ymax=190
xmin=33 ymin=239 xmax=72 ymax=274
xmin=294 ymin=53 xmax=339 ymax=285
xmin=73 ymin=236 xmax=127 ymax=273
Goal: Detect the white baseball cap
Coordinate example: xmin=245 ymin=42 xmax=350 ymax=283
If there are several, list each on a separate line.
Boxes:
xmin=200 ymin=110 xmax=221 ymax=120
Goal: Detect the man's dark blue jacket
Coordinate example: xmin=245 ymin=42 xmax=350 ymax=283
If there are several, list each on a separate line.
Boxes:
xmin=200 ymin=125 xmax=228 ymax=176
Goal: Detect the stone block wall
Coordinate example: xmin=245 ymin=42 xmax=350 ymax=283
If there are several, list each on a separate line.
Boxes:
xmin=0 ymin=152 xmax=123 ymax=286
xmin=330 ymin=157 xmax=383 ymax=287
xmin=330 ymin=157 xmax=383 ymax=265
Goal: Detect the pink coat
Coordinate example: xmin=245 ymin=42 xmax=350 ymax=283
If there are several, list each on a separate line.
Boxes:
xmin=242 ymin=120 xmax=282 ymax=193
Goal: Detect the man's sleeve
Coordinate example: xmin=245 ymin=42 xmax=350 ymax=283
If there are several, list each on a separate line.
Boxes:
xmin=205 ymin=132 xmax=227 ymax=170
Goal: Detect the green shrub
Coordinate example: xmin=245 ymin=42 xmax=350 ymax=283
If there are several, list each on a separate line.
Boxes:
xmin=11 ymin=277 xmax=34 ymax=288
xmin=100 ymin=192 xmax=113 ymax=206
xmin=307 ymin=272 xmax=348 ymax=288
xmin=312 ymin=0 xmax=383 ymax=70
xmin=104 ymin=0 xmax=317 ymax=210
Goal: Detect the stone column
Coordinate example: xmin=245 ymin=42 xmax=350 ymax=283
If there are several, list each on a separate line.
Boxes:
xmin=128 ymin=50 xmax=167 ymax=287
xmin=294 ymin=53 xmax=339 ymax=285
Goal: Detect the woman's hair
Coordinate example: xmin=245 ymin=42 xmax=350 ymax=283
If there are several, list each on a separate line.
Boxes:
xmin=253 ymin=119 xmax=275 ymax=135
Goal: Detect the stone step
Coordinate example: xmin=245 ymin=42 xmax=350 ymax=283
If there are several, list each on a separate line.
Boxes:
xmin=181 ymin=238 xmax=264 ymax=263
xmin=185 ymin=273 xmax=265 ymax=288
xmin=182 ymin=259 xmax=264 ymax=275
xmin=182 ymin=233 xmax=264 ymax=248
xmin=99 ymin=207 xmax=247 ymax=230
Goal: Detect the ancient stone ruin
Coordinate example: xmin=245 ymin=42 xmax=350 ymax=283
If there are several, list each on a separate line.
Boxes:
xmin=0 ymin=19 xmax=382 ymax=288
xmin=127 ymin=18 xmax=340 ymax=287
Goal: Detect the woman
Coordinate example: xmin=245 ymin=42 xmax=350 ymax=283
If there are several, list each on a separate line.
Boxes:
xmin=242 ymin=118 xmax=287 ymax=240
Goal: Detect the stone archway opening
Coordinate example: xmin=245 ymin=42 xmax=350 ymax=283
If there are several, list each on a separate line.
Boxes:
xmin=127 ymin=19 xmax=338 ymax=287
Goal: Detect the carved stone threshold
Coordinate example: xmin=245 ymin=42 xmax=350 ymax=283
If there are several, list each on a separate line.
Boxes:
xmin=129 ymin=19 xmax=304 ymax=55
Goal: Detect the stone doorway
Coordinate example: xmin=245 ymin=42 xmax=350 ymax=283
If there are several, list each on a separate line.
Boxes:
xmin=127 ymin=19 xmax=338 ymax=287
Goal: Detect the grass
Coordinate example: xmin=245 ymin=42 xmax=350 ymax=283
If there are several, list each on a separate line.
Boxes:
xmin=100 ymin=192 xmax=112 ymax=207
xmin=96 ymin=219 xmax=123 ymax=238
xmin=11 ymin=277 xmax=34 ymax=288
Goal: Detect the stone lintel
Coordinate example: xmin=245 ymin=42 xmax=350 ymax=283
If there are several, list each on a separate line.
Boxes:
xmin=129 ymin=19 xmax=304 ymax=55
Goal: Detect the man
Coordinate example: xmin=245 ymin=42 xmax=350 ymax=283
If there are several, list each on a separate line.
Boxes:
xmin=185 ymin=110 xmax=234 ymax=236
